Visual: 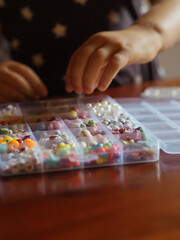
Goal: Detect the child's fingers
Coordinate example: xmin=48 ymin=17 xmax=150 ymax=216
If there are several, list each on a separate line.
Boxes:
xmin=0 ymin=96 xmax=12 ymax=103
xmin=97 ymin=51 xmax=129 ymax=91
xmin=0 ymin=82 xmax=27 ymax=101
xmin=0 ymin=67 xmax=37 ymax=99
xmin=8 ymin=61 xmax=48 ymax=97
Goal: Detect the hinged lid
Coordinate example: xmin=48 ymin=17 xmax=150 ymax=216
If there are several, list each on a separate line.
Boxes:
xmin=115 ymin=97 xmax=180 ymax=154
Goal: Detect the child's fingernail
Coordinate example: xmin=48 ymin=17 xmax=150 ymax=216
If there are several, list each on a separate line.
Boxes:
xmin=75 ymin=88 xmax=82 ymax=94
xmin=84 ymin=88 xmax=93 ymax=94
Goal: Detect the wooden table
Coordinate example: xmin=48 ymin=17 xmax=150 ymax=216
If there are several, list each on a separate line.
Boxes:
xmin=1 ymin=78 xmax=180 ymax=240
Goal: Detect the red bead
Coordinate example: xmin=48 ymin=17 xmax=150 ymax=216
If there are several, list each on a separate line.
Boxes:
xmin=17 ymin=139 xmax=22 ymax=144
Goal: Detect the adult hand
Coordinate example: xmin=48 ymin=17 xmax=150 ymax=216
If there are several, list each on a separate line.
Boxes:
xmin=66 ymin=24 xmax=162 ymax=94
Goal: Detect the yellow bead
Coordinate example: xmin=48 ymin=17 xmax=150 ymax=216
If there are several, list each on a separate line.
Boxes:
xmin=3 ymin=136 xmax=13 ymax=142
xmin=13 ymin=137 xmax=19 ymax=141
xmin=96 ymin=157 xmax=105 ymax=165
xmin=63 ymin=144 xmax=71 ymax=150
xmin=55 ymin=142 xmax=71 ymax=150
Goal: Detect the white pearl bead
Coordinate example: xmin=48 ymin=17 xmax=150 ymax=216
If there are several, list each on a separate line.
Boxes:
xmin=86 ymin=103 xmax=92 ymax=109
xmin=80 ymin=141 xmax=87 ymax=148
xmin=97 ymin=103 xmax=102 ymax=107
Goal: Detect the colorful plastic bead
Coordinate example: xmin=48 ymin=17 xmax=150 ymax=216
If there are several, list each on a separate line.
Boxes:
xmin=0 ymin=128 xmax=13 ymax=135
xmin=24 ymin=138 xmax=36 ymax=150
xmin=45 ymin=153 xmax=59 ymax=169
xmin=3 ymin=136 xmax=13 ymax=143
xmin=25 ymin=162 xmax=35 ymax=172
xmin=8 ymin=140 xmax=20 ymax=151
xmin=67 ymin=110 xmax=78 ymax=119
xmin=0 ymin=143 xmax=8 ymax=153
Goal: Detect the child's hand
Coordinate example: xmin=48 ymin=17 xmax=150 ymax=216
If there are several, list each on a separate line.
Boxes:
xmin=66 ymin=25 xmax=162 ymax=94
xmin=0 ymin=60 xmax=48 ymax=102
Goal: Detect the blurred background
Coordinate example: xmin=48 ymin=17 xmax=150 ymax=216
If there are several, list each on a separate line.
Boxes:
xmin=142 ymin=0 xmax=180 ymax=79
xmin=158 ymin=45 xmax=180 ymax=79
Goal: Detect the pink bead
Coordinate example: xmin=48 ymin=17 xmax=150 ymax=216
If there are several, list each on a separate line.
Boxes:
xmin=110 ymin=145 xmax=118 ymax=153
xmin=53 ymin=121 xmax=62 ymax=129
xmin=80 ymin=112 xmax=87 ymax=119
xmin=115 ymin=145 xmax=121 ymax=151
xmin=47 ymin=123 xmax=54 ymax=130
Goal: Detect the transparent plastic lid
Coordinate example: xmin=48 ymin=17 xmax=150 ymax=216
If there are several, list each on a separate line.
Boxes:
xmin=115 ymin=97 xmax=180 ymax=154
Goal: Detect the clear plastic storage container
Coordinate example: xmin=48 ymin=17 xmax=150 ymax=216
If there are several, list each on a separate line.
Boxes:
xmin=0 ymin=95 xmax=171 ymax=177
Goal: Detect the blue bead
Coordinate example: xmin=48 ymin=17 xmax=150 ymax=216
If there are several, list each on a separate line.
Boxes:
xmin=45 ymin=153 xmax=59 ymax=169
xmin=37 ymin=123 xmax=46 ymax=131
xmin=97 ymin=143 xmax=103 ymax=148
xmin=0 ymin=143 xmax=8 ymax=153
xmin=92 ymin=144 xmax=98 ymax=149
xmin=100 ymin=152 xmax=108 ymax=159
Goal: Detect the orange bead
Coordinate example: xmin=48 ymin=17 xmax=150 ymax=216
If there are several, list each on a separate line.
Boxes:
xmin=24 ymin=138 xmax=36 ymax=150
xmin=8 ymin=140 xmax=20 ymax=151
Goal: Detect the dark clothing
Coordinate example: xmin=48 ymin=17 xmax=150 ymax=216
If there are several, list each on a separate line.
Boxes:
xmin=0 ymin=0 xmax=161 ymax=95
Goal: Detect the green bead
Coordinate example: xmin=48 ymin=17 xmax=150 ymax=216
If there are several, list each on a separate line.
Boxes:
xmin=58 ymin=149 xmax=71 ymax=157
xmin=85 ymin=146 xmax=92 ymax=153
xmin=87 ymin=120 xmax=95 ymax=127
xmin=104 ymin=142 xmax=112 ymax=148
xmin=0 ymin=128 xmax=13 ymax=135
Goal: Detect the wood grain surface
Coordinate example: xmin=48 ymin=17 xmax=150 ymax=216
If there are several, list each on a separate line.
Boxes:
xmin=1 ymin=78 xmax=180 ymax=240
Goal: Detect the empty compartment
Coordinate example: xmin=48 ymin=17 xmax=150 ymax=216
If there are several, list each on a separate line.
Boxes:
xmin=165 ymin=114 xmax=180 ymax=121
xmin=135 ymin=115 xmax=164 ymax=123
xmin=142 ymin=123 xmax=176 ymax=133
xmin=155 ymin=131 xmax=180 ymax=141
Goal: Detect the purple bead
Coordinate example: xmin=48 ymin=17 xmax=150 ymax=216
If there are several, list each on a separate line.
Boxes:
xmin=22 ymin=135 xmax=32 ymax=141
xmin=114 ymin=153 xmax=121 ymax=159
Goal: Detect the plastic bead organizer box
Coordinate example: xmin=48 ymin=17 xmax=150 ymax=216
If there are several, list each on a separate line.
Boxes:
xmin=0 ymin=95 xmax=179 ymax=177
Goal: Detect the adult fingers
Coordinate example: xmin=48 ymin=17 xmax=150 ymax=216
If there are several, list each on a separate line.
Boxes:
xmin=66 ymin=37 xmax=105 ymax=94
xmin=97 ymin=50 xmax=129 ymax=91
xmin=82 ymin=43 xmax=117 ymax=94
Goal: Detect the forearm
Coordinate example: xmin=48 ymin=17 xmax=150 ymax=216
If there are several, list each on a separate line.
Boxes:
xmin=134 ymin=0 xmax=180 ymax=52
